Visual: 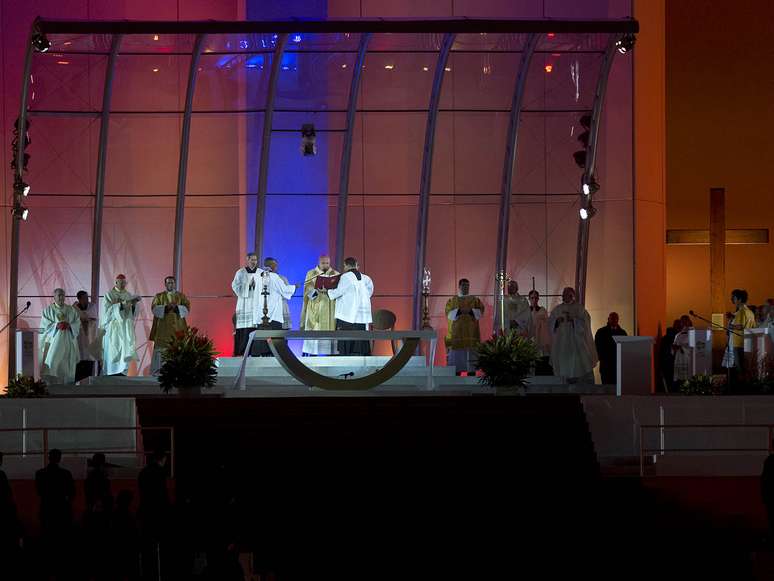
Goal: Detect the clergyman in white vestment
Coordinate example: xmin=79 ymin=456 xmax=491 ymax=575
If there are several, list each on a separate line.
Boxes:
xmin=548 ymin=287 xmax=598 ymax=383
xmin=232 ymin=253 xmax=296 ymax=356
xmin=101 ymin=274 xmax=141 ymax=376
xmin=327 ymin=257 xmax=373 ymax=356
xmin=40 ymin=288 xmax=81 ymax=385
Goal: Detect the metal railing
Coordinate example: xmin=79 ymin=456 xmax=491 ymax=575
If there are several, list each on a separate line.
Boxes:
xmin=639 ymin=423 xmax=773 ymax=477
xmin=0 ymin=425 xmax=175 ymax=477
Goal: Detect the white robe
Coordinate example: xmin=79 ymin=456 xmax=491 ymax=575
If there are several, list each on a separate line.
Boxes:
xmin=527 ymin=306 xmax=552 ymax=357
xmin=328 ymin=271 xmax=374 ymax=324
xmin=40 ymin=303 xmax=81 ymax=385
xmin=101 ymin=288 xmax=140 ymax=376
xmin=232 ymin=268 xmax=295 ymax=326
xmin=73 ymin=301 xmax=100 ymax=362
xmin=548 ymin=302 xmax=598 ymax=381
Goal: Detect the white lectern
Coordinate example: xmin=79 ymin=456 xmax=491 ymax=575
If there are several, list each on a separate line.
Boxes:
xmin=746 ymin=326 xmax=773 ymax=375
xmin=15 ymin=329 xmax=39 ymax=380
xmin=688 ymin=328 xmax=712 ymax=376
xmin=613 ymin=336 xmax=653 ymax=396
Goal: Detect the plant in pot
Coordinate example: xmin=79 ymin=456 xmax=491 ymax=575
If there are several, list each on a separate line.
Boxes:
xmin=4 ymin=375 xmax=48 ymax=398
xmin=475 ymin=330 xmax=540 ymax=393
xmin=158 ymin=327 xmax=218 ymax=394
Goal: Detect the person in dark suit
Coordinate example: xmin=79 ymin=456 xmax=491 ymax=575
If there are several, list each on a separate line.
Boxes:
xmin=138 ymin=450 xmax=170 ymax=579
xmin=35 ymin=448 xmax=76 ymax=577
xmin=594 ymin=312 xmax=628 ymax=385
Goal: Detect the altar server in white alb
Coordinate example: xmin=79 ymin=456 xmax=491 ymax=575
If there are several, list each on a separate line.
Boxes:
xmin=326 ymin=257 xmax=374 ymax=356
xmin=40 ymin=288 xmax=81 ymax=384
xmin=101 ymin=274 xmax=141 ymax=376
xmin=232 ymin=253 xmax=296 ymax=356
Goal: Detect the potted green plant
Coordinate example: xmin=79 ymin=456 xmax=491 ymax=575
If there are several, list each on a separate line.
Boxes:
xmin=4 ymin=375 xmax=48 ymax=398
xmin=158 ymin=327 xmax=218 ymax=395
xmin=475 ymin=330 xmax=540 ymax=394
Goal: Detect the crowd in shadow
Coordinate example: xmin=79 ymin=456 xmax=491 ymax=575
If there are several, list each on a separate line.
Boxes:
xmin=0 ymin=449 xmax=246 ymax=581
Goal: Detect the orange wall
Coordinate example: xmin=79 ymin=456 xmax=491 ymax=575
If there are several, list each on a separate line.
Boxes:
xmin=666 ymin=0 xmax=774 ymax=323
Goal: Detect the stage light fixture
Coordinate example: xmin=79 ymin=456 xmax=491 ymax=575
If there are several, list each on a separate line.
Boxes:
xmin=12 ymin=204 xmax=29 ymax=221
xmin=300 ymin=124 xmax=317 ymax=156
xmin=32 ymin=32 xmax=51 ymax=53
xmin=14 ymin=179 xmax=30 ymax=197
xmin=581 ymin=176 xmax=599 ymax=196
xmin=615 ymin=33 xmax=636 ymax=55
xmin=579 ymin=205 xmax=597 ymax=220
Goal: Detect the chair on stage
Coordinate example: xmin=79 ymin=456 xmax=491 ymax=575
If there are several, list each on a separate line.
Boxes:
xmin=372 ymin=309 xmax=397 ymax=355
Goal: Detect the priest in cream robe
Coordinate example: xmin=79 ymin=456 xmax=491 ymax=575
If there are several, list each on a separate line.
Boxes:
xmin=445 ymin=278 xmax=485 ymax=374
xmin=40 ymin=288 xmax=81 ymax=385
xmin=149 ymin=276 xmax=190 ymax=373
xmin=326 ymin=257 xmax=373 ymax=356
xmin=101 ymin=274 xmax=141 ymax=376
xmin=300 ymin=255 xmax=339 ymax=356
xmin=548 ymin=287 xmax=598 ymax=383
xmin=73 ymin=290 xmax=100 ymax=381
xmin=232 ymin=254 xmax=296 ymax=356
xmin=505 ymin=280 xmax=530 ymax=333
xmin=264 ymin=258 xmax=292 ymax=329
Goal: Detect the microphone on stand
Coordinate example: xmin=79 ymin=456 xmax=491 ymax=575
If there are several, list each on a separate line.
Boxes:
xmin=688 ymin=309 xmax=744 ymax=337
xmin=0 ymin=301 xmax=32 ymax=335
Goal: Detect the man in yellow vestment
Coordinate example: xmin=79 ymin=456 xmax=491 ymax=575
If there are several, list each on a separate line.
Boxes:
xmin=149 ymin=276 xmax=190 ymax=374
xmin=445 ymin=278 xmax=485 ymax=374
xmin=300 ymin=255 xmax=340 ymax=356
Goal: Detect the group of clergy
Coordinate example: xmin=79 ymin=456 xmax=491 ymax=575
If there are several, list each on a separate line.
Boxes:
xmin=39 ymin=274 xmax=191 ymax=385
xmin=444 ymin=280 xmax=602 ymax=383
xmin=232 ymin=253 xmax=374 ymax=358
xmin=39 ymin=252 xmax=376 ymax=385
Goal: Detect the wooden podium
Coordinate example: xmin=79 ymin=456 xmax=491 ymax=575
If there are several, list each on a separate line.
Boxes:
xmin=688 ymin=328 xmax=713 ymax=376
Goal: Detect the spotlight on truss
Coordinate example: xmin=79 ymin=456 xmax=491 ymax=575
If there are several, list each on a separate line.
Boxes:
xmin=12 ymin=204 xmax=29 ymax=221
xmin=14 ymin=179 xmax=30 ymax=197
xmin=32 ymin=32 xmax=52 ymax=53
xmin=579 ymin=205 xmax=597 ymax=220
xmin=300 ymin=123 xmax=317 ymax=156
xmin=581 ymin=176 xmax=599 ymax=196
xmin=615 ymin=33 xmax=636 ymax=55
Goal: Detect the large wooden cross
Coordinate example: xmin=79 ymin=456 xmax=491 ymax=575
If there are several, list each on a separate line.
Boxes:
xmin=667 ymin=187 xmax=769 ymax=364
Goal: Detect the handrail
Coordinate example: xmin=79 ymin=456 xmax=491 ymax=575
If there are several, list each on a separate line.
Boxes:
xmin=0 ymin=425 xmax=175 ymax=477
xmin=638 ymin=423 xmax=773 ymax=477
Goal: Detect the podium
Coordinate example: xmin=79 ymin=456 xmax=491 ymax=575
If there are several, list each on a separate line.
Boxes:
xmin=688 ymin=328 xmax=712 ymax=376
xmin=613 ymin=336 xmax=653 ymax=396
xmin=15 ymin=329 xmax=39 ymax=380
xmin=746 ymin=326 xmax=773 ymax=375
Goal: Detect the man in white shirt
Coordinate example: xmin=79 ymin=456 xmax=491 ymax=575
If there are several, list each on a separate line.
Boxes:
xmin=231 ymin=253 xmax=296 ymax=356
xmin=326 ymin=257 xmax=374 ymax=356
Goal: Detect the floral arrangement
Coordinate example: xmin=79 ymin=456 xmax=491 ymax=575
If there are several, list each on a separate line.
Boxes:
xmin=475 ymin=330 xmax=540 ymax=389
xmin=5 ymin=375 xmax=48 ymax=398
xmin=158 ymin=327 xmax=218 ymax=394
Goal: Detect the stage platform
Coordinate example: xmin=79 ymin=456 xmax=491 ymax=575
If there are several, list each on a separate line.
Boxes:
xmin=54 ymin=355 xmax=613 ymax=396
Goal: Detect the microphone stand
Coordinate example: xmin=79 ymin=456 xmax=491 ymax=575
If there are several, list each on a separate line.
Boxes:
xmin=0 ymin=302 xmax=31 ymax=335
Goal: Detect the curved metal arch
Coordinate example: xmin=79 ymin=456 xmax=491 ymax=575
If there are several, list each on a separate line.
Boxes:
xmin=8 ymin=30 xmax=36 ymax=378
xmin=412 ymin=32 xmax=456 ymax=330
xmin=90 ymin=34 xmax=123 ymax=302
xmin=574 ymin=35 xmax=619 ymax=305
xmin=334 ymin=32 xmax=371 ymax=270
xmin=253 ymin=33 xmax=289 ymax=259
xmin=172 ymin=33 xmax=206 ymax=285
xmin=493 ymin=33 xmax=538 ymax=332
xmin=268 ymin=337 xmax=420 ymax=390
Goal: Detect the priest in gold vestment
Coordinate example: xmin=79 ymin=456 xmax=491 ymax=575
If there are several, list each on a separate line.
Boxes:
xmin=445 ymin=278 xmax=485 ymax=374
xmin=300 ymin=255 xmax=340 ymax=356
xmin=149 ymin=276 xmax=190 ymax=373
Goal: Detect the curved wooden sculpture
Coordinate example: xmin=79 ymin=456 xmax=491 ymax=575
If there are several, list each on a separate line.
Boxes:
xmin=267 ymin=337 xmax=420 ymax=391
